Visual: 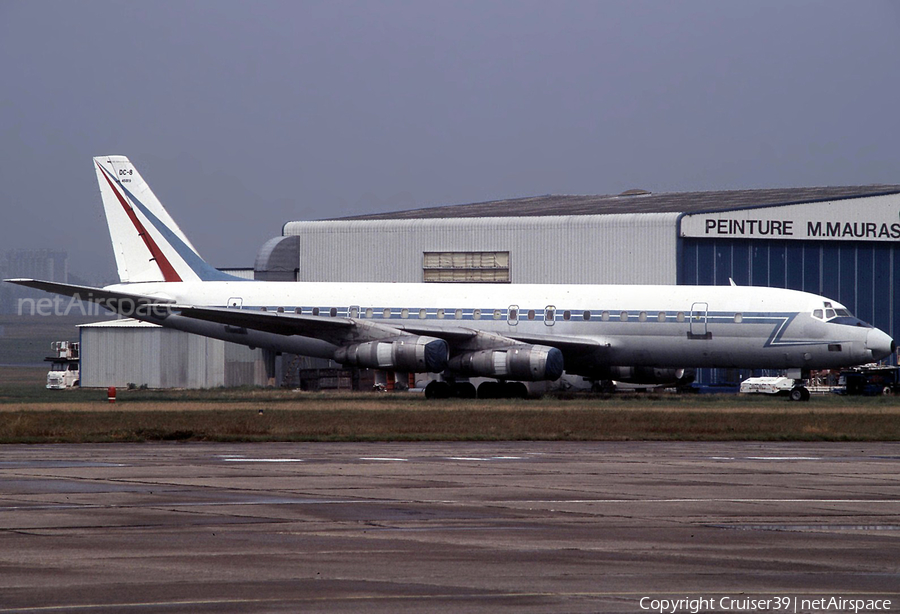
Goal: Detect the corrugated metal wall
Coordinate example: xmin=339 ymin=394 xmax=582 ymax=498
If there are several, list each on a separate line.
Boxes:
xmin=282 ymin=213 xmax=680 ymax=285
xmin=680 ymin=237 xmax=898 ymax=377
xmin=79 ymin=322 xmax=268 ymax=388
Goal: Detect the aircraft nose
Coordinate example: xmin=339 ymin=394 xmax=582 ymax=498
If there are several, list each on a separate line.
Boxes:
xmin=866 ymin=328 xmax=895 ymax=362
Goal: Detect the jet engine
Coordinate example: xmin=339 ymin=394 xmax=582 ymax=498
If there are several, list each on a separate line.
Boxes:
xmin=447 ymin=345 xmax=564 ymax=381
xmin=334 ymin=336 xmax=449 ymax=373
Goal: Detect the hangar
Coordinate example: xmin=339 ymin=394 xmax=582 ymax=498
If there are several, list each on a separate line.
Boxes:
xmin=255 ymin=185 xmax=900 ymax=383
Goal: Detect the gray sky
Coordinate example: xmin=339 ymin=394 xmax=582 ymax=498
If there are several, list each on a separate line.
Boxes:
xmin=2 ymin=0 xmax=899 ymax=282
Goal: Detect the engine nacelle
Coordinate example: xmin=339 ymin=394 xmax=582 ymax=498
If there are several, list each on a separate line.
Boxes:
xmin=447 ymin=345 xmax=564 ymax=381
xmin=607 ymin=366 xmax=695 ymax=386
xmin=334 ymin=336 xmax=449 ymax=373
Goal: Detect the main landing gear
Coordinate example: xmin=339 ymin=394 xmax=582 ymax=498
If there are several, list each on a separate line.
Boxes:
xmin=424 ymin=380 xmax=529 ymax=400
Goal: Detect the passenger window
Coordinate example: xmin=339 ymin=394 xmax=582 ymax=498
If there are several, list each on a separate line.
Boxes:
xmin=295 ymin=308 xmax=302 ymax=315
xmin=330 ymin=307 xmax=337 ymax=317
xmin=734 ymin=313 xmax=742 ymax=323
xmin=657 ymin=312 xmax=666 ymax=322
xmin=563 ymin=310 xmax=571 ymax=321
xmin=619 ymin=311 xmax=628 ymax=322
xmin=401 ymin=308 xmax=409 ymax=319
xmin=473 ymin=309 xmax=481 ymax=320
xmin=455 ymin=309 xmax=463 ymax=320
xmin=277 ymin=307 xmax=284 ymax=313
xmin=493 ymin=309 xmax=502 ymax=320
xmin=365 ymin=308 xmax=373 ymax=318
xmin=261 ymin=307 xmax=267 ymax=312
xmin=509 ymin=308 xmax=518 ymax=320
xmin=545 ymin=307 xmax=555 ymax=321
xmin=601 ymin=311 xmax=609 ymax=321
xmin=419 ymin=309 xmax=427 ymax=319
xmin=312 ymin=307 xmax=319 ymax=316
xmin=528 ymin=310 xmax=535 ymax=321
xmin=437 ymin=309 xmax=445 ymax=319
xmin=383 ymin=308 xmax=392 ymax=318
xmin=583 ymin=310 xmax=591 ymax=321
xmin=676 ymin=312 xmax=685 ymax=322
xmin=639 ymin=311 xmax=647 ymax=322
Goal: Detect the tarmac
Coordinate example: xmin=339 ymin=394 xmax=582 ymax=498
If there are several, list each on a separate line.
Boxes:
xmin=0 ymin=441 xmax=898 ymax=613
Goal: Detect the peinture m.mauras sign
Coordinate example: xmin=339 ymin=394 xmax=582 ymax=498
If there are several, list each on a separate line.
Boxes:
xmin=679 ymin=193 xmax=900 ymax=242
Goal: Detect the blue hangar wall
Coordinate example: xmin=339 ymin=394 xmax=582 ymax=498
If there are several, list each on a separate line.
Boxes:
xmin=676 ymin=194 xmax=900 ymax=376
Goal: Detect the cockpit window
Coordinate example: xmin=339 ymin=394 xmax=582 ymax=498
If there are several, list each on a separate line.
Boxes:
xmin=814 ymin=304 xmax=856 ymax=321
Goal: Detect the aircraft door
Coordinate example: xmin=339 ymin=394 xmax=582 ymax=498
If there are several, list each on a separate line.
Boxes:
xmin=689 ymin=302 xmax=710 ymax=339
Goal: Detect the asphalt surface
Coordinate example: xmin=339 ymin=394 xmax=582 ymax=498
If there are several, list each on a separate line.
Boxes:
xmin=0 ymin=442 xmax=898 ymax=613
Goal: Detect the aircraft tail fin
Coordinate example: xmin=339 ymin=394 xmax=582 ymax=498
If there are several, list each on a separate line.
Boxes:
xmin=93 ymin=156 xmax=241 ymax=283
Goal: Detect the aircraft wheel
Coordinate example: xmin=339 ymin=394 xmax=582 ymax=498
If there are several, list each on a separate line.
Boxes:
xmin=453 ymin=382 xmax=477 ymax=399
xmin=477 ymin=381 xmax=501 ymax=399
xmin=505 ymin=382 xmax=529 ymax=399
xmin=424 ymin=380 xmax=452 ymax=399
xmin=789 ymin=386 xmax=810 ymax=402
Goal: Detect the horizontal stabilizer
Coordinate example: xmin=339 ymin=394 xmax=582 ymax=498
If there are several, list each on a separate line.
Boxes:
xmin=4 ymin=278 xmax=174 ymax=316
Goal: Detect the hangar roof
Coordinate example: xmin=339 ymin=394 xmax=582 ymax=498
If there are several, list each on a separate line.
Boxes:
xmin=333 ymin=185 xmax=900 ymax=221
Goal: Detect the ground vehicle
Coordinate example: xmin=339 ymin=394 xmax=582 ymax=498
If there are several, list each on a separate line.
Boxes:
xmin=739 ymin=376 xmax=810 ymax=401
xmin=837 ymin=366 xmax=900 ymax=396
xmin=45 ymin=341 xmax=80 ymax=389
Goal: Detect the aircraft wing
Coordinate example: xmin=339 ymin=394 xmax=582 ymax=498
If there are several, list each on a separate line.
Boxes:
xmin=176 ymin=306 xmax=355 ymax=337
xmin=176 ymin=306 xmax=611 ymax=366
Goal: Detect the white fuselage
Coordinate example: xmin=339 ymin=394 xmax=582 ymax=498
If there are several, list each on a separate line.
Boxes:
xmin=108 ymin=280 xmax=893 ymax=374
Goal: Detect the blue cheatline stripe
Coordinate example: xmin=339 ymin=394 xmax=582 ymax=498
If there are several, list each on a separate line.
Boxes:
xmin=107 ymin=169 xmax=247 ymax=282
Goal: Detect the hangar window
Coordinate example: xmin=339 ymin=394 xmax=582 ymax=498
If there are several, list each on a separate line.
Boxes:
xmin=423 ymin=251 xmax=510 ymax=283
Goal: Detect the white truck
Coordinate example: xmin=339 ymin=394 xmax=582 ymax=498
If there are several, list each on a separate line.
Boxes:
xmin=45 ymin=341 xmax=80 ymax=389
xmin=739 ymin=376 xmax=810 ymax=401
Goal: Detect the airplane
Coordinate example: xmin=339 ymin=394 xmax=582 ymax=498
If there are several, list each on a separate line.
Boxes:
xmin=6 ymin=155 xmax=895 ymax=401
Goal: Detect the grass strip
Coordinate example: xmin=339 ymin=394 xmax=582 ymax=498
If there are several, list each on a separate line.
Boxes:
xmin=2 ymin=407 xmax=898 ymax=443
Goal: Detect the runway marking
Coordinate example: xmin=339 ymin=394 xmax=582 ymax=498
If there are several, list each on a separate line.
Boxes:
xmin=446 ymin=456 xmax=525 ymax=461
xmin=360 ymin=457 xmax=409 ymax=462
xmin=223 ymin=459 xmax=304 ymax=463
xmin=710 ymin=456 xmax=822 ymax=461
